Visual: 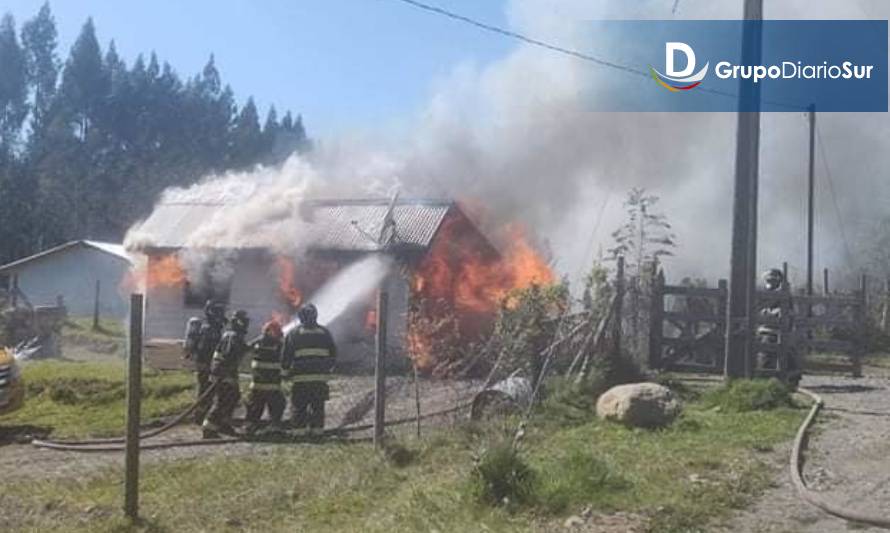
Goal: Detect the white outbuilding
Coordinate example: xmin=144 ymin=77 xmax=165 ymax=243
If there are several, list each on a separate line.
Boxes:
xmin=0 ymin=240 xmax=133 ymax=318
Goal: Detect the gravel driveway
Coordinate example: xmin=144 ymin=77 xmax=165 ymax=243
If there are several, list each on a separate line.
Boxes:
xmin=718 ymin=369 xmax=890 ymax=532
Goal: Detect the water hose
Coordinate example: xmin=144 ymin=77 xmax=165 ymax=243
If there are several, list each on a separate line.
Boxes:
xmin=29 ymin=384 xmax=472 ymax=453
xmin=32 ymin=381 xmax=220 ymax=447
xmin=792 ymin=387 xmax=890 ymax=529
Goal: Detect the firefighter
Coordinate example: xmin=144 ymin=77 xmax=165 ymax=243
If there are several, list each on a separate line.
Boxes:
xmin=202 ymin=310 xmax=250 ymax=439
xmin=283 ymin=303 xmax=337 ymax=436
xmin=183 ymin=300 xmax=227 ymax=424
xmin=244 ymin=320 xmax=286 ymax=436
xmin=757 ymin=268 xmax=802 ymax=389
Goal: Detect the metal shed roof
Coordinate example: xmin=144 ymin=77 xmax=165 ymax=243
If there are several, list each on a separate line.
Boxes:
xmin=132 ymin=198 xmax=456 ymax=252
xmin=0 ymin=240 xmax=132 ymax=274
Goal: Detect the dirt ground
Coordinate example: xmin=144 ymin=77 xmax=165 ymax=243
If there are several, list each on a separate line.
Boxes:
xmin=717 ymin=368 xmax=890 ymax=532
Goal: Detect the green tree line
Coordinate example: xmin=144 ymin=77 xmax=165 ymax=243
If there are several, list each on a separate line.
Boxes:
xmin=0 ymin=3 xmax=310 ymax=264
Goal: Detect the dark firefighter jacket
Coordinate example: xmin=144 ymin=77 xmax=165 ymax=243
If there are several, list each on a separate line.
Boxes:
xmin=195 ymin=319 xmax=225 ymax=368
xmin=250 ymin=336 xmax=284 ymax=391
xmin=211 ymin=330 xmax=249 ymax=383
xmin=282 ymin=325 xmax=337 ymax=382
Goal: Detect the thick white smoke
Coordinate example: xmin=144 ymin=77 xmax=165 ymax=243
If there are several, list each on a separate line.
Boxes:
xmin=127 ymin=0 xmax=890 ymax=291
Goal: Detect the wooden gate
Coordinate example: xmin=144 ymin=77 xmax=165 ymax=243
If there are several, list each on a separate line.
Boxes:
xmin=648 ymin=270 xmax=866 ymax=377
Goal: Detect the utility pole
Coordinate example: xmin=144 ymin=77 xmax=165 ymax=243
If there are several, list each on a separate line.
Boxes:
xmin=806 ymin=104 xmax=816 ymax=298
xmin=725 ymin=0 xmax=764 ymax=380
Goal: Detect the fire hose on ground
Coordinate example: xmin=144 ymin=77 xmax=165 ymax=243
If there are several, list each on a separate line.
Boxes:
xmin=30 ymin=380 xmax=238 ymax=452
xmin=792 ymin=387 xmax=890 ymax=530
xmin=29 ymin=379 xmax=474 ymax=453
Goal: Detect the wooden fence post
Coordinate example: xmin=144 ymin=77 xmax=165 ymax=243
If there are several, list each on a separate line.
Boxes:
xmin=613 ymin=256 xmax=625 ymax=358
xmin=647 ymin=268 xmax=664 ymax=370
xmin=124 ymin=294 xmax=143 ymax=520
xmin=374 ymin=285 xmax=388 ymax=449
xmin=882 ymin=278 xmax=890 ymax=333
xmin=853 ymin=275 xmax=866 ymax=378
xmin=717 ymin=279 xmax=729 ymax=371
xmin=92 ymin=280 xmax=101 ymax=331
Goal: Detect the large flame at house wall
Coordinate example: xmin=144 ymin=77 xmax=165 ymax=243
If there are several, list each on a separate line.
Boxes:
xmin=121 ymin=254 xmax=187 ymax=292
xmin=412 ymin=215 xmax=554 ymax=314
xmin=275 ymin=256 xmax=303 ymax=308
xmin=408 ymin=212 xmax=555 ymax=373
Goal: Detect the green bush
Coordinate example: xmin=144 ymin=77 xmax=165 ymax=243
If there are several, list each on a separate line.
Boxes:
xmin=468 ymin=441 xmax=537 ymax=509
xmin=701 ymin=378 xmax=792 ymax=413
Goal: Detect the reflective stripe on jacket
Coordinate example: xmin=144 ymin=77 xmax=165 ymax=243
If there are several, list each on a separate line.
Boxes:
xmin=251 ymin=337 xmax=283 ymax=387
xmin=283 ymin=324 xmax=336 ymax=380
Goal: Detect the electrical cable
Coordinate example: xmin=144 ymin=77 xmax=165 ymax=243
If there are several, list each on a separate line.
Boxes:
xmin=815 ymin=124 xmax=857 ymax=271
xmin=387 ymin=0 xmax=806 ymax=111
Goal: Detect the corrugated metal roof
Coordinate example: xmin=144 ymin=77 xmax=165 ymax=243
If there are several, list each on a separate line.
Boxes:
xmin=0 ymin=240 xmax=132 ymax=274
xmin=132 ymin=198 xmax=453 ymax=252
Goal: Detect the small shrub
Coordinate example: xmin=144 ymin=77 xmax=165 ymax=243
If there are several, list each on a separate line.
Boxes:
xmin=468 ymin=441 xmax=537 ymax=509
xmin=701 ymin=378 xmax=792 ymax=413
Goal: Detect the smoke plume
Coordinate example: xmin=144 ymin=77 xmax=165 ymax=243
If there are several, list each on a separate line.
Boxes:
xmin=126 ymin=0 xmax=890 ymax=290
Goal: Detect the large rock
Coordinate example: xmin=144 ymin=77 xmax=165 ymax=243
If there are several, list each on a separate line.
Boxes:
xmin=596 ymin=382 xmax=681 ymax=428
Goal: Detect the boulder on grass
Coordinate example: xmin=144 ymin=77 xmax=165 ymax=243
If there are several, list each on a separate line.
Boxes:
xmin=596 ymin=382 xmax=681 ymax=428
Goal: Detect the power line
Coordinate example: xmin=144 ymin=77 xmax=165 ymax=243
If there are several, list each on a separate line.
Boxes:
xmin=388 ymin=0 xmax=805 ymax=111
xmin=815 ymin=123 xmax=856 ymax=270
xmin=390 ymin=0 xmax=647 ymax=78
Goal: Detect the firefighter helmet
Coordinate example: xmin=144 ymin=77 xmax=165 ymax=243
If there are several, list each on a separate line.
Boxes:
xmin=298 ymin=303 xmax=318 ymax=326
xmin=762 ymin=268 xmax=784 ymax=291
xmin=231 ymin=310 xmax=250 ymax=334
xmin=263 ymin=320 xmax=283 ymax=338
xmin=204 ymin=299 xmax=226 ymax=321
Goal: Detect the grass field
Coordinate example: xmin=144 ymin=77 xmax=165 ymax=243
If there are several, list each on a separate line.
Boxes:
xmin=1 ymin=370 xmax=807 ymax=533
xmin=0 ymin=360 xmax=193 ymax=438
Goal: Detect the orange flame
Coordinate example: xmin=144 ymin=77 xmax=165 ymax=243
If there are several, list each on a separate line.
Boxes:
xmin=148 ymin=255 xmax=187 ymax=288
xmin=412 ymin=217 xmax=554 ymax=314
xmin=276 ymin=256 xmax=303 ymax=308
xmin=121 ymin=254 xmax=187 ymax=293
xmin=408 ymin=213 xmax=554 ymax=371
xmin=365 ymin=307 xmax=377 ymax=333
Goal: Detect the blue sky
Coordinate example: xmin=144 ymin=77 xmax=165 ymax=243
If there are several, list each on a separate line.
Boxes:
xmin=3 ymin=0 xmax=514 ymax=138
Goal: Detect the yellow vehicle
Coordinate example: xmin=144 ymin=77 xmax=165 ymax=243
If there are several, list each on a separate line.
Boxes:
xmin=0 ymin=348 xmax=24 ymax=415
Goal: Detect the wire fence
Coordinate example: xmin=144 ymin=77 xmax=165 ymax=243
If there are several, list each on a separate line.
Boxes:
xmin=9 ymin=257 xmax=645 ymax=525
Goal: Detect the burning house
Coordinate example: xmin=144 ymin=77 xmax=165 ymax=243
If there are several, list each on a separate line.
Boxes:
xmin=128 ymin=196 xmax=553 ymax=371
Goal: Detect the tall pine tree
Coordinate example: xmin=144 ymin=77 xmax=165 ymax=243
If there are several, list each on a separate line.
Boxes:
xmin=21 ymin=2 xmax=57 ymax=149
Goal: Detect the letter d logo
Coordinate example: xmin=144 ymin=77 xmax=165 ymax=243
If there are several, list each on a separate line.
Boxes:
xmin=650 ymin=42 xmax=709 ymax=92
xmin=666 ymin=42 xmax=696 ymax=77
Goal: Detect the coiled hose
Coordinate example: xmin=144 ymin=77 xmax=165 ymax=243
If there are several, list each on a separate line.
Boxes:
xmin=792 ymin=387 xmax=890 ymax=529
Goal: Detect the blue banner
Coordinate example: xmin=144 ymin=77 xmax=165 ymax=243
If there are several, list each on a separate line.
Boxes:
xmin=583 ymin=20 xmax=887 ymax=112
